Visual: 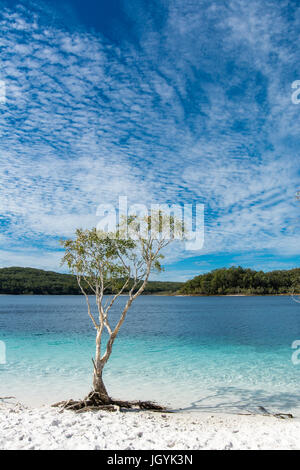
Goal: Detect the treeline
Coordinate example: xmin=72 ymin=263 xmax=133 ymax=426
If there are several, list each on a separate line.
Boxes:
xmin=0 ymin=267 xmax=182 ymax=295
xmin=1 ymin=266 xmax=300 ymax=296
xmin=179 ymin=266 xmax=300 ymax=295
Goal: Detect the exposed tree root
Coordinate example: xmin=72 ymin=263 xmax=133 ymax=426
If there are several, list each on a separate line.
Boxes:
xmin=52 ymin=391 xmax=166 ymax=413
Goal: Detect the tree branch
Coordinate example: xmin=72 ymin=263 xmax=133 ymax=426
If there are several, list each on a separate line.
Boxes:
xmin=77 ymin=276 xmax=99 ymax=330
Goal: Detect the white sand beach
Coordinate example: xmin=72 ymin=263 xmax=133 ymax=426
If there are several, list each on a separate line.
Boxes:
xmin=0 ymin=402 xmax=299 ymax=450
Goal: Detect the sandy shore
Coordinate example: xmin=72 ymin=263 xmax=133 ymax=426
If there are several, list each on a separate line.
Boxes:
xmin=0 ymin=402 xmax=299 ymax=450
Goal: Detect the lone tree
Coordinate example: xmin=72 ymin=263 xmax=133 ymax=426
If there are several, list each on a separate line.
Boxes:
xmin=55 ymin=214 xmax=182 ymax=412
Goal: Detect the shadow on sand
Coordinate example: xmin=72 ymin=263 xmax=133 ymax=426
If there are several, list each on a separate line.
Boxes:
xmin=172 ymin=386 xmax=300 ymax=416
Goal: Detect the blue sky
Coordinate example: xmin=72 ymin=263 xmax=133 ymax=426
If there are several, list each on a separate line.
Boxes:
xmin=0 ymin=0 xmax=300 ymax=281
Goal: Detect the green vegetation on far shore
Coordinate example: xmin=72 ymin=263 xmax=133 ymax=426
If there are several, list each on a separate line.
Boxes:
xmin=179 ymin=266 xmax=300 ymax=296
xmin=0 ymin=267 xmax=182 ymax=295
xmin=0 ymin=266 xmax=299 ymax=296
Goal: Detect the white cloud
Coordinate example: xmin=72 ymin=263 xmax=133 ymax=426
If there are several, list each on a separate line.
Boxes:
xmin=0 ymin=0 xmax=299 ymax=276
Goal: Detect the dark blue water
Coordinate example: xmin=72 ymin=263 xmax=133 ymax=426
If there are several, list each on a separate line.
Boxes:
xmin=1 ymin=295 xmax=300 ymax=415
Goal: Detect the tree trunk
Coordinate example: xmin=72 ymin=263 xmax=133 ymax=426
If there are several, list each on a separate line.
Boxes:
xmin=93 ymin=330 xmax=110 ymax=403
xmin=93 ymin=369 xmax=110 ymax=403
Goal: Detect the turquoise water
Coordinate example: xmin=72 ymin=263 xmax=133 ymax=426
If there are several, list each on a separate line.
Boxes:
xmin=1 ymin=295 xmax=300 ymax=415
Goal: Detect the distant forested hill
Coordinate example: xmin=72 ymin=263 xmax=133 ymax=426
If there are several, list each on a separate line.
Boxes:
xmin=1 ymin=266 xmax=299 ymax=296
xmin=0 ymin=267 xmax=182 ymax=295
xmin=179 ymin=266 xmax=300 ymax=295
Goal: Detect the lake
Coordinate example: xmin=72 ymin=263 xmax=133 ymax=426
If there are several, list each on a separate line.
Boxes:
xmin=1 ymin=295 xmax=300 ymax=415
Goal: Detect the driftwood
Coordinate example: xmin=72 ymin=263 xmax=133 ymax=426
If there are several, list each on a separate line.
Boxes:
xmin=52 ymin=391 xmax=165 ymax=413
xmin=237 ymin=406 xmax=293 ymax=419
xmin=258 ymin=406 xmax=293 ymax=419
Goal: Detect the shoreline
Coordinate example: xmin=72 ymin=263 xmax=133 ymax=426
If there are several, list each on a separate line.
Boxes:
xmin=0 ymin=402 xmax=299 ymax=450
xmin=0 ymin=293 xmax=298 ymax=297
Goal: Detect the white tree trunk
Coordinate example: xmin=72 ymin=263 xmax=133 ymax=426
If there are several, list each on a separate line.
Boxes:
xmin=93 ymin=330 xmax=109 ymax=402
